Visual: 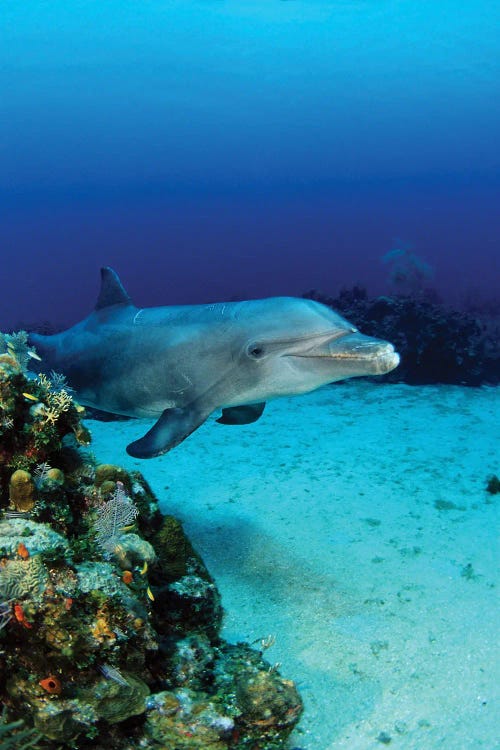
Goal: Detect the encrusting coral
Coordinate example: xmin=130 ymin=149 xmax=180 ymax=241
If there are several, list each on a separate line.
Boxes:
xmin=0 ymin=333 xmax=302 ymax=749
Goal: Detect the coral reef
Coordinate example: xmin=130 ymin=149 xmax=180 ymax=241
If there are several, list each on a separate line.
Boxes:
xmin=304 ymin=287 xmax=499 ymax=386
xmin=0 ymin=335 xmax=302 ymax=748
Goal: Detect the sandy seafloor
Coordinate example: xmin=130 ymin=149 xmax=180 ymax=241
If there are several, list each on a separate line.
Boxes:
xmin=88 ymin=381 xmax=499 ymax=750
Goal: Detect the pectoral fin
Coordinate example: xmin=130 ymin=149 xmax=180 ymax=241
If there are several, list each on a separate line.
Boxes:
xmin=216 ymin=402 xmax=266 ymax=425
xmin=126 ymin=405 xmax=210 ymax=458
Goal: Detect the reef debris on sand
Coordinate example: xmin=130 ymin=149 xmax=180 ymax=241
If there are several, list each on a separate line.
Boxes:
xmin=0 ymin=333 xmax=302 ymax=749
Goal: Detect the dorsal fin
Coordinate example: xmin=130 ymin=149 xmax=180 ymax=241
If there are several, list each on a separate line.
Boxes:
xmin=95 ymin=267 xmax=132 ymax=310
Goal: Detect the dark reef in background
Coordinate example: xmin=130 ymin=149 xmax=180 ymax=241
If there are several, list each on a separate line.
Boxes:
xmin=304 ymin=287 xmax=499 ymax=386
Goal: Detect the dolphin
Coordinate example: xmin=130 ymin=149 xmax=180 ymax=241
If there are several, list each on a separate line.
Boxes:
xmin=28 ymin=267 xmax=399 ymax=458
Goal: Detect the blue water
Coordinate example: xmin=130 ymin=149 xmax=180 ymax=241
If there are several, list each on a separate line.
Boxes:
xmin=1 ymin=0 xmax=499 ymax=327
xmin=1 ymin=6 xmax=499 ymax=748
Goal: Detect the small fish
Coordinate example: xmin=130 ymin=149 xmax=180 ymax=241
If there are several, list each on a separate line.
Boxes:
xmin=99 ymin=663 xmax=129 ymax=687
xmin=22 ymin=392 xmax=39 ymax=401
xmin=122 ymin=570 xmax=133 ymax=585
xmin=146 ymin=586 xmax=155 ymax=601
xmin=17 ymin=542 xmax=30 ymax=559
xmin=140 ymin=561 xmax=148 ymax=575
xmin=28 ymin=349 xmax=42 ymax=361
xmin=4 ymin=510 xmax=31 ymax=519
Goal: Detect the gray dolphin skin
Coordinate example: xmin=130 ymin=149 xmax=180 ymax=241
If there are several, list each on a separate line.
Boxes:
xmin=29 ymin=268 xmax=400 ymax=458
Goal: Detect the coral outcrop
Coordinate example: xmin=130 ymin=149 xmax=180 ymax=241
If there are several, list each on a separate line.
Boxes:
xmin=0 ymin=333 xmax=302 ymax=749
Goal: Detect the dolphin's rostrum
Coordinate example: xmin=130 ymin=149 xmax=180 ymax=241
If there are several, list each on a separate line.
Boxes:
xmin=29 ymin=268 xmax=400 ymax=458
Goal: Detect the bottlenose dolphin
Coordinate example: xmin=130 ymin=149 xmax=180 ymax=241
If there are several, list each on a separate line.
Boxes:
xmin=29 ymin=268 xmax=399 ymax=458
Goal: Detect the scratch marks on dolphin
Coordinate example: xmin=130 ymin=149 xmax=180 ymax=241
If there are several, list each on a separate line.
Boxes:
xmin=169 ymin=371 xmax=193 ymax=394
xmin=205 ymin=303 xmax=228 ymax=318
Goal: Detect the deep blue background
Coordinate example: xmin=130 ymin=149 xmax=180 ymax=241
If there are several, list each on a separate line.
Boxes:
xmin=1 ymin=1 xmax=499 ymax=329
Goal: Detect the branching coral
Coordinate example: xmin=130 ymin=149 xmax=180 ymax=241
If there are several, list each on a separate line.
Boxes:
xmin=0 ymin=331 xmax=35 ymax=373
xmin=47 ymin=370 xmax=74 ymax=395
xmin=0 ymin=709 xmax=43 ymax=750
xmin=34 ymin=374 xmax=74 ymax=426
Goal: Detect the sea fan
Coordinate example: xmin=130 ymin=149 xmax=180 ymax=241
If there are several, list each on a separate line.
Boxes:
xmin=33 ymin=462 xmax=52 ymax=487
xmin=93 ymin=483 xmax=139 ymax=556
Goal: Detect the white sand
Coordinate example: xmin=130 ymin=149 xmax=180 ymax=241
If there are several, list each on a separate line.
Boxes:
xmin=89 ymin=382 xmax=499 ymax=750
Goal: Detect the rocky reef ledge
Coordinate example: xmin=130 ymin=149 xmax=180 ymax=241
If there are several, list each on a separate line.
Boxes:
xmin=0 ymin=333 xmax=302 ymax=749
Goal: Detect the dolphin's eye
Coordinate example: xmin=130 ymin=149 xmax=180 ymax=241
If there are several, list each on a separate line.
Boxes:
xmin=247 ymin=344 xmax=265 ymax=359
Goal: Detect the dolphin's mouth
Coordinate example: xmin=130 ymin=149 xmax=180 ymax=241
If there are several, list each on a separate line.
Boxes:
xmin=289 ymin=330 xmax=400 ymax=375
